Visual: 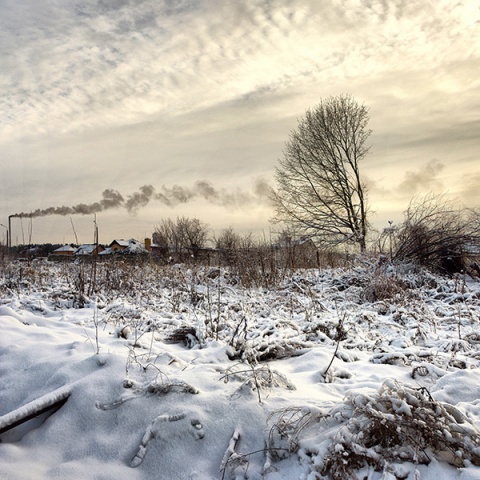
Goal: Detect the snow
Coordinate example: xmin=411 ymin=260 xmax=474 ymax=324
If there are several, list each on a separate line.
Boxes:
xmin=0 ymin=260 xmax=480 ymax=479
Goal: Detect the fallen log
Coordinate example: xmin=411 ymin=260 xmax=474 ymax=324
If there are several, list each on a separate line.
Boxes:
xmin=0 ymin=385 xmax=71 ymax=435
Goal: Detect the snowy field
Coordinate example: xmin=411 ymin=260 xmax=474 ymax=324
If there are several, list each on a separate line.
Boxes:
xmin=0 ymin=259 xmax=479 ymax=480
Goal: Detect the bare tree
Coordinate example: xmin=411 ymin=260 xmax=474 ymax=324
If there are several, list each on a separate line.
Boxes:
xmin=214 ymin=227 xmax=242 ymax=250
xmin=272 ymin=94 xmax=370 ymax=252
xmin=153 ymin=216 xmax=209 ymax=254
xmin=176 ymin=216 xmax=209 ymax=249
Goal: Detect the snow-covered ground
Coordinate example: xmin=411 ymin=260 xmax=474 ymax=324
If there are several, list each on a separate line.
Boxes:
xmin=0 ymin=259 xmax=479 ymax=480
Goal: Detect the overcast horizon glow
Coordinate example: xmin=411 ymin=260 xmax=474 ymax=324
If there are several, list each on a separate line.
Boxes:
xmin=1 ymin=0 xmax=479 ymax=246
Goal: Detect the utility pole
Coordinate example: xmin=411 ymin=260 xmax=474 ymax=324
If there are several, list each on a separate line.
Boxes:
xmin=0 ymin=223 xmax=7 ymax=249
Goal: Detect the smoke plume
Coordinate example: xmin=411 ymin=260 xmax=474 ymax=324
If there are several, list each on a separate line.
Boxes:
xmin=397 ymin=160 xmax=445 ymax=196
xmin=11 ymin=179 xmax=274 ymax=218
xmin=11 ymin=189 xmax=125 ymax=218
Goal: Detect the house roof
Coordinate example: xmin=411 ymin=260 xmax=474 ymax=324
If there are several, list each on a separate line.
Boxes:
xmin=74 ymin=244 xmax=99 ymax=255
xmin=105 ymin=239 xmax=148 ymax=254
xmin=124 ymin=239 xmax=148 ymax=254
xmin=53 ymin=245 xmax=76 ymax=253
xmin=109 ymin=239 xmax=129 ymax=248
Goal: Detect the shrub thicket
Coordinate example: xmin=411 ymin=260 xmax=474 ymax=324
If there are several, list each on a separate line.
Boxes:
xmin=380 ymin=195 xmax=480 ymax=274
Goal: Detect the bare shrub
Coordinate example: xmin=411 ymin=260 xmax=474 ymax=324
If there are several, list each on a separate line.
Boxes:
xmin=213 ymin=232 xmax=284 ymax=288
xmin=272 ymin=227 xmax=319 ymax=270
xmin=214 ymin=227 xmax=243 ymax=266
xmin=233 ymin=243 xmax=282 ymax=288
xmin=389 ymin=194 xmax=480 ymax=274
xmin=316 ymin=249 xmax=350 ymax=269
xmin=213 ymin=228 xmax=345 ymax=287
xmin=363 ymin=269 xmax=410 ymax=303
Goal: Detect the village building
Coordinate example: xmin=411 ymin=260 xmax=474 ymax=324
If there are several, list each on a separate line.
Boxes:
xmin=51 ymin=245 xmax=76 ymax=256
xmin=101 ymin=239 xmax=149 ymax=255
xmin=74 ymin=244 xmax=105 ymax=256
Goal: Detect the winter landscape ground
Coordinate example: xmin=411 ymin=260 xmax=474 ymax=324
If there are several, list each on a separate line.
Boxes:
xmin=0 ymin=258 xmax=479 ymax=480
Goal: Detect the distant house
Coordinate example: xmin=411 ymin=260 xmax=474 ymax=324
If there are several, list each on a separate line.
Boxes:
xmin=105 ymin=239 xmax=148 ymax=255
xmin=51 ymin=245 xmax=76 ymax=256
xmin=145 ymin=238 xmax=168 ymax=258
xmin=74 ymin=244 xmax=105 ymax=256
xmin=109 ymin=239 xmax=130 ymax=253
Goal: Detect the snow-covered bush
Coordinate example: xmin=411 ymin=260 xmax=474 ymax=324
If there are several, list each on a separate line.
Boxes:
xmin=362 ymin=269 xmax=410 ymax=303
xmin=320 ymin=380 xmax=480 ymax=478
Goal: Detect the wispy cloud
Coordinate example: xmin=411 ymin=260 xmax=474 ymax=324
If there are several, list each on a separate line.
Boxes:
xmin=1 ymin=0 xmax=478 ymax=140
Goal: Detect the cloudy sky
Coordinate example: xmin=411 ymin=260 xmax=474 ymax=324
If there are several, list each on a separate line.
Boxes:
xmin=1 ymin=0 xmax=479 ymax=246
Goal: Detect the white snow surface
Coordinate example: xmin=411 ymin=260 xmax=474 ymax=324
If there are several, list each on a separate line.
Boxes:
xmin=0 ymin=260 xmax=479 ymax=479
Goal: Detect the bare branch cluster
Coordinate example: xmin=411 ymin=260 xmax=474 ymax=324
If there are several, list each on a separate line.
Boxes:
xmin=388 ymin=194 xmax=480 ymax=274
xmin=153 ymin=216 xmax=209 ymax=252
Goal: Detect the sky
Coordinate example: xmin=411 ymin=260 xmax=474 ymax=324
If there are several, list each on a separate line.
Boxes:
xmin=1 ymin=0 xmax=479 ymax=247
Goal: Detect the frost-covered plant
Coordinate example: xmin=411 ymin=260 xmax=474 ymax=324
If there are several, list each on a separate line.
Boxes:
xmin=227 ymin=312 xmax=248 ymax=360
xmin=220 ymin=360 xmax=295 ymax=404
xmin=363 ymin=267 xmax=410 ymax=303
xmin=83 ymin=306 xmax=103 ymax=354
xmin=320 ymin=380 xmax=480 ymax=478
xmin=96 ymin=377 xmax=198 ymax=412
xmin=203 ymin=274 xmax=225 ymax=341
xmin=125 ymin=346 xmax=166 ymax=378
xmin=320 ymin=308 xmax=348 ymax=382
xmin=220 ymin=430 xmax=249 ymax=480
xmin=267 ymin=406 xmax=328 ymax=460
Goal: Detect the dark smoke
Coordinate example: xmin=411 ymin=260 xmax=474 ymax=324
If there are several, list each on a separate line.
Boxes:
xmin=11 ymin=180 xmax=274 ymax=218
xmin=11 ymin=189 xmax=124 ymax=218
xmin=195 ymin=181 xmax=219 ymax=201
xmin=125 ymin=185 xmax=155 ymax=212
xmin=156 ymin=179 xmax=274 ymax=208
xmin=100 ymin=189 xmax=125 ymax=209
xmin=157 ymin=185 xmax=195 ymax=207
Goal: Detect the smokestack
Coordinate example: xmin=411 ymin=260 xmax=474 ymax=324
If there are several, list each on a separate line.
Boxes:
xmin=8 ymin=215 xmax=12 ymax=249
